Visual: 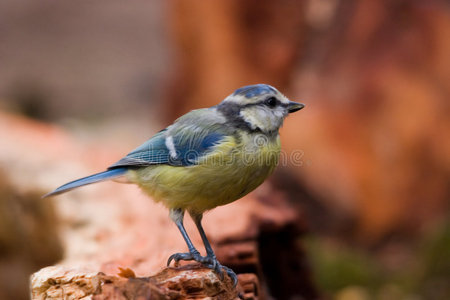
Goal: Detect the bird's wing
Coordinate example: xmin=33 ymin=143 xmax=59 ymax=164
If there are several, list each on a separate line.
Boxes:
xmin=109 ymin=109 xmax=232 ymax=168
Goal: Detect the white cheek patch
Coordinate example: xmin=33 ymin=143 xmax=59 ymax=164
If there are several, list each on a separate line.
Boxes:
xmin=240 ymin=110 xmax=259 ymax=130
xmin=165 ymin=135 xmax=177 ymax=159
xmin=240 ymin=107 xmax=285 ymax=132
xmin=274 ymin=107 xmax=286 ymax=118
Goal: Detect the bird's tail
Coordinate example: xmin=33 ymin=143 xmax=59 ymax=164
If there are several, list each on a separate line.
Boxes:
xmin=43 ymin=167 xmax=128 ymax=198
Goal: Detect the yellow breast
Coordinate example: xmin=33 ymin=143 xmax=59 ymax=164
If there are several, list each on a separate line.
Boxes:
xmin=127 ymin=133 xmax=280 ymax=214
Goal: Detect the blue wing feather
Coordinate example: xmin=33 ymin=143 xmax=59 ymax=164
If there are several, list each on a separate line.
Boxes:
xmin=109 ymin=124 xmax=226 ymax=168
xmin=110 ymin=131 xmax=170 ymax=167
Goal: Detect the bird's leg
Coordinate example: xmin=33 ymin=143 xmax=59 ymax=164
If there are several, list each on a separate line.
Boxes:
xmin=167 ymin=208 xmax=209 ymax=267
xmin=191 ymin=213 xmax=215 ymax=261
xmin=190 ymin=212 xmax=238 ymax=286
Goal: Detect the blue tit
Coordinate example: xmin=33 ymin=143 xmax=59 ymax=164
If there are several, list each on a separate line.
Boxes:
xmin=45 ymin=84 xmax=304 ymax=285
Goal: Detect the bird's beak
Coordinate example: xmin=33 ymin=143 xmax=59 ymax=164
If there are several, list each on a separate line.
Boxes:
xmin=287 ymin=101 xmax=305 ymax=113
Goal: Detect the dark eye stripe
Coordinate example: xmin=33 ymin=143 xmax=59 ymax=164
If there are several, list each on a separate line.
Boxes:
xmin=238 ymin=98 xmax=286 ymax=109
xmin=219 ymin=95 xmax=288 ymax=111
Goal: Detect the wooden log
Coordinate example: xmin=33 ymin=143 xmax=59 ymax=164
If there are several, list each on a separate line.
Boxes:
xmin=31 ymin=265 xmax=252 ymax=300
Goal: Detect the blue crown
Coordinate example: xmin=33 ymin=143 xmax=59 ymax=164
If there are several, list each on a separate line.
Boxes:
xmin=233 ymin=84 xmax=277 ymax=98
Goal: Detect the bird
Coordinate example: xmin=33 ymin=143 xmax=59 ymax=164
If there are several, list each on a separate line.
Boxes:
xmin=44 ymin=84 xmax=304 ymax=285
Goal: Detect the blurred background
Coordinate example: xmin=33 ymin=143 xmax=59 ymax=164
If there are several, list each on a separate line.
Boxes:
xmin=0 ymin=0 xmax=449 ymax=299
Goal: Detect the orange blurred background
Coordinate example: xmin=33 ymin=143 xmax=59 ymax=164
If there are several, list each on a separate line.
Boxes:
xmin=1 ymin=0 xmax=449 ymax=299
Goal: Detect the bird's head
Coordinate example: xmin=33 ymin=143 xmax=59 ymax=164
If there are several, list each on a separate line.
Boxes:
xmin=218 ymin=84 xmax=304 ymax=134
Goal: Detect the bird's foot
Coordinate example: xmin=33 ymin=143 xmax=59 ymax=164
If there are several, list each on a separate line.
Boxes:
xmin=167 ymin=252 xmax=237 ymax=287
xmin=167 ymin=250 xmax=214 ymax=267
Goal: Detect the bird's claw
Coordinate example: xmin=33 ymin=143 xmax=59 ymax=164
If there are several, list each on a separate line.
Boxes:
xmin=167 ymin=252 xmax=237 ymax=287
xmin=167 ymin=250 xmax=213 ymax=267
xmin=203 ymin=256 xmax=238 ymax=287
xmin=221 ymin=264 xmax=238 ymax=287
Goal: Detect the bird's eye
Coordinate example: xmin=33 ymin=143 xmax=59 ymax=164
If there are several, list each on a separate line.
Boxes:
xmin=265 ymin=97 xmax=277 ymax=108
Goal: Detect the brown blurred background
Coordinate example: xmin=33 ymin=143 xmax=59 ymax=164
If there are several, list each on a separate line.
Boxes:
xmin=1 ymin=0 xmax=449 ymax=299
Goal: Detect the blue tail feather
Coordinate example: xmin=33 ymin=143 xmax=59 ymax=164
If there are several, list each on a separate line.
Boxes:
xmin=43 ymin=167 xmax=128 ymax=198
